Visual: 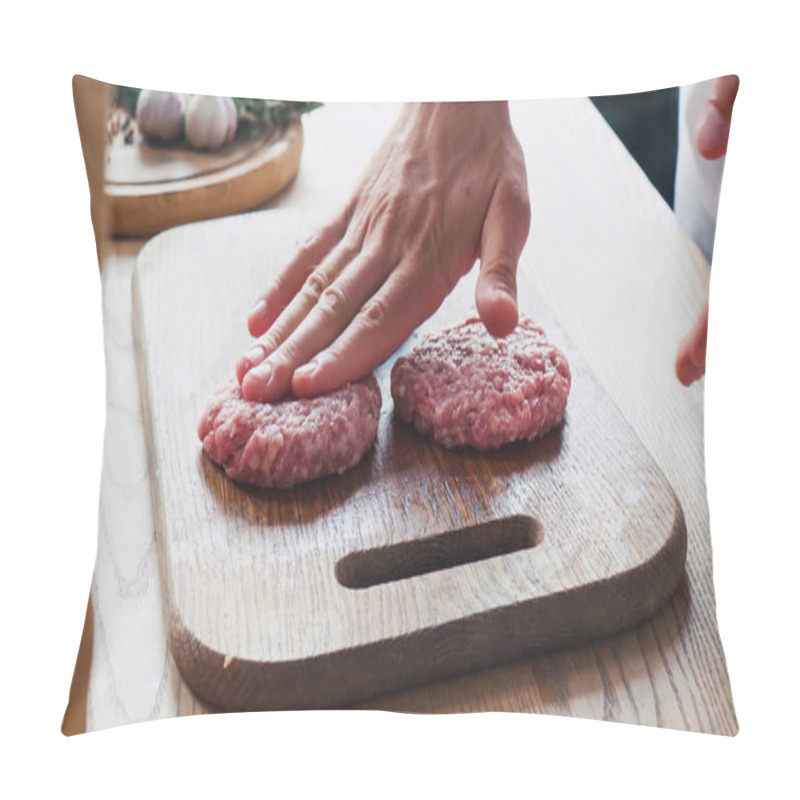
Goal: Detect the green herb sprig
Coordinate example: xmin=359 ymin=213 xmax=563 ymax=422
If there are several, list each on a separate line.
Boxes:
xmin=233 ymin=98 xmax=323 ymax=131
xmin=112 ymin=85 xmax=142 ymax=116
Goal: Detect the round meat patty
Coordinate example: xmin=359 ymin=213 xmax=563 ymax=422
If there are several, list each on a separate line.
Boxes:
xmin=198 ymin=375 xmax=381 ymax=488
xmin=390 ymin=317 xmax=571 ymax=451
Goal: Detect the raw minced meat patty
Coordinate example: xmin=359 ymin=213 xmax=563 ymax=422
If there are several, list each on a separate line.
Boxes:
xmin=198 ymin=375 xmax=381 ymax=488
xmin=390 ymin=317 xmax=571 ymax=451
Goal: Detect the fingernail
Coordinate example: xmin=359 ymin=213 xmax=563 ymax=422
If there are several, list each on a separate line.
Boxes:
xmin=250 ymin=298 xmax=267 ymax=318
xmin=250 ymin=360 xmax=273 ymax=384
xmin=678 ymin=358 xmax=703 ymax=386
xmin=295 ymin=359 xmax=318 ymax=379
xmin=244 ymin=344 xmax=266 ymax=365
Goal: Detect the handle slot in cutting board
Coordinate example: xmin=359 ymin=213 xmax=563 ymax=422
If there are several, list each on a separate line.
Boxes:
xmin=336 ymin=514 xmax=542 ymax=589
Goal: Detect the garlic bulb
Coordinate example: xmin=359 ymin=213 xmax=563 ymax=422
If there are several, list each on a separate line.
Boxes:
xmin=184 ymin=95 xmax=237 ymax=150
xmin=136 ymin=90 xmax=184 ymax=142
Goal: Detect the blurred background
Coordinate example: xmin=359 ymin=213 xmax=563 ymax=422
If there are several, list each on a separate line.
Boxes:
xmin=591 ymin=87 xmax=679 ymax=208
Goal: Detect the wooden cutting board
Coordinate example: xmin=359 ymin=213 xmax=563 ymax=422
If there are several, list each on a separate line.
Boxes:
xmin=132 ymin=208 xmax=686 ymax=712
xmin=105 ymin=119 xmax=303 ymax=237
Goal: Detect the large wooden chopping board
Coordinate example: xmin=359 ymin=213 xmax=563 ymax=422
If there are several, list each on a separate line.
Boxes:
xmin=132 ymin=208 xmax=686 ymax=712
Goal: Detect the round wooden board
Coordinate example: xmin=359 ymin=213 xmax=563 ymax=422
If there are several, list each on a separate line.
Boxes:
xmin=104 ymin=119 xmax=304 ymax=237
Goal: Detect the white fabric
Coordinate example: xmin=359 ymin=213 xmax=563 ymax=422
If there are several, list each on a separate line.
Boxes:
xmin=674 ymin=79 xmax=726 ymax=262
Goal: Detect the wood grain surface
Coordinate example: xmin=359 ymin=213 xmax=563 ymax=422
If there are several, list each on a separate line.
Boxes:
xmin=72 ymin=76 xmax=110 ymax=265
xmin=105 ymin=119 xmax=303 ymax=237
xmin=132 ymin=212 xmax=687 ymax=711
xmin=84 ymin=99 xmax=737 ymax=734
xmin=105 ymin=124 xmax=275 ymax=186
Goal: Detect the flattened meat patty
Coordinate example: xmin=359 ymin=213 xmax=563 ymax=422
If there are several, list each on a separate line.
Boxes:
xmin=391 ymin=317 xmax=571 ymax=451
xmin=198 ymin=375 xmax=381 ymax=488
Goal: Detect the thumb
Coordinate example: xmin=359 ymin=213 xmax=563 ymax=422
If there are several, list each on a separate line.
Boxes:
xmin=697 ymin=75 xmax=739 ymax=160
xmin=476 ymin=178 xmax=531 ymax=337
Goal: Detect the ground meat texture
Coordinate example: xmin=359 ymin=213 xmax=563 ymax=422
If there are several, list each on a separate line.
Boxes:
xmin=391 ymin=317 xmax=571 ymax=451
xmin=197 ymin=375 xmax=381 ymax=488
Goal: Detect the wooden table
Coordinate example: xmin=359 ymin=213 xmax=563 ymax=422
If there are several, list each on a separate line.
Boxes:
xmin=86 ymin=99 xmax=737 ymax=734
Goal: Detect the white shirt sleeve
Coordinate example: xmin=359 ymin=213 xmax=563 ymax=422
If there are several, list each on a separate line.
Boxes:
xmin=674 ymin=79 xmax=726 ymax=263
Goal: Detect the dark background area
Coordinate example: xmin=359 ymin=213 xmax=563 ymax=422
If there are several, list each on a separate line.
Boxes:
xmin=591 ymin=87 xmax=679 ymax=208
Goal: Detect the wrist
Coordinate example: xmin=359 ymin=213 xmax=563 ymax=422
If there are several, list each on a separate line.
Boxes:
xmin=400 ymin=101 xmax=512 ymax=145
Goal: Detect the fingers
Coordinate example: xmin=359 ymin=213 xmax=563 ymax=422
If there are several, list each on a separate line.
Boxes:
xmin=239 ymin=237 xmax=359 ymax=397
xmin=247 ymin=206 xmax=350 ymax=338
xmin=238 ymin=254 xmax=343 ymax=386
xmin=696 ymin=75 xmax=739 ymax=160
xmin=236 ymin=340 xmax=269 ymax=385
xmin=475 ymin=176 xmax=531 ymax=337
xmin=237 ymin=252 xmax=346 ymax=386
xmin=291 ymin=266 xmax=437 ymax=398
xmin=240 ymin=249 xmax=394 ymax=402
xmin=675 ymin=301 xmax=710 ymax=386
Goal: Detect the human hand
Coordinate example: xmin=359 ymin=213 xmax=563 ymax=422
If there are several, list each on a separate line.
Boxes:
xmin=236 ymin=101 xmax=531 ymax=402
xmin=696 ymin=75 xmax=739 ymax=160
xmin=676 ymin=75 xmax=738 ymax=386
